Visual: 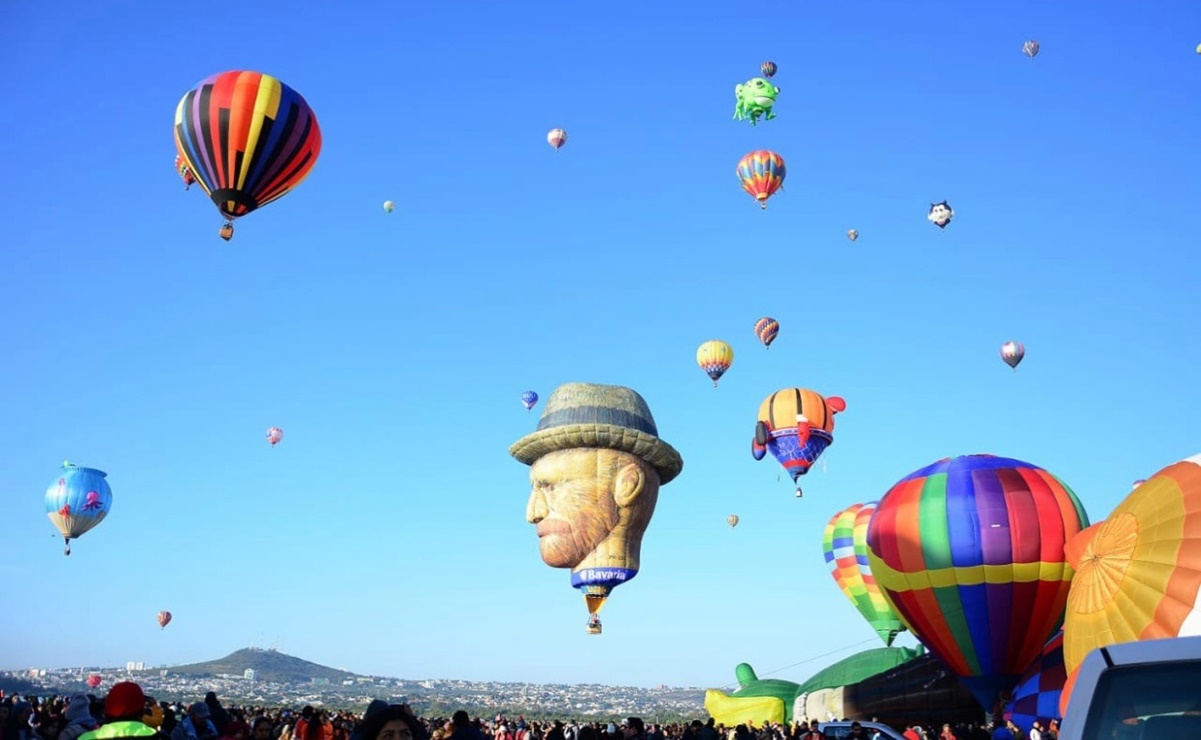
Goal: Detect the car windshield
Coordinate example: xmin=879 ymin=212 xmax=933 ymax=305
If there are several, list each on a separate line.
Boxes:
xmin=1079 ymin=660 xmax=1201 ymax=740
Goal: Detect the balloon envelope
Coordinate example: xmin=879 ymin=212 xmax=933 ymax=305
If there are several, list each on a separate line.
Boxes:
xmin=1003 ymin=629 xmax=1065 ymax=731
xmin=1001 ymin=341 xmax=1025 ymax=370
xmin=760 ymin=61 xmax=778 ymax=78
xmin=1060 ymin=453 xmax=1201 ymax=713
xmin=753 ymin=317 xmax=779 ymax=349
xmin=697 ymin=340 xmax=734 ymax=386
xmin=266 ymin=427 xmax=284 ymax=446
xmin=823 ymin=502 xmax=905 ymax=645
xmin=751 ymin=388 xmax=846 ymax=492
xmin=157 ymin=610 xmax=172 ymax=629
xmin=383 ymin=201 xmax=396 ymax=213
xmin=520 ymin=390 xmax=539 ymax=410
xmin=547 ymin=128 xmax=567 ymax=149
xmin=736 ymin=150 xmax=786 ymax=210
xmin=45 ymin=462 xmax=113 ymax=553
xmin=174 ymin=71 xmax=322 ymax=226
xmin=866 ymin=454 xmax=1089 ymax=713
xmin=87 ymin=675 xmax=102 ymax=689
xmin=728 ymin=514 xmax=740 ymax=528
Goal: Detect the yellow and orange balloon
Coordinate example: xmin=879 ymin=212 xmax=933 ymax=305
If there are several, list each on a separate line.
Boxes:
xmin=697 ymin=340 xmax=734 ymax=387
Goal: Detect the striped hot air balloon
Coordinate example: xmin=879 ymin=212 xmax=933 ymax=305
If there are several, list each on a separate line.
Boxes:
xmin=736 ymin=150 xmax=786 ymax=210
xmin=823 ymin=502 xmax=906 ymax=646
xmin=760 ymin=61 xmax=778 ymax=78
xmin=696 ymin=340 xmax=734 ymax=387
xmin=866 ymin=454 xmax=1089 ymax=714
xmin=753 ymin=317 xmax=779 ymax=349
xmin=1004 ymin=629 xmax=1066 ymax=731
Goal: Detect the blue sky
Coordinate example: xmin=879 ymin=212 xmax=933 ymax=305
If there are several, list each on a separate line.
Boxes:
xmin=3 ymin=0 xmax=1201 ymax=690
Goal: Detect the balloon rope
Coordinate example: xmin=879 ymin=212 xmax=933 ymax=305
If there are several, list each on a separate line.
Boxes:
xmin=723 ymin=637 xmax=881 ymax=689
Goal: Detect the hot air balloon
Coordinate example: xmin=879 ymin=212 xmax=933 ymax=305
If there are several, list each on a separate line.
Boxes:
xmin=1001 ymin=341 xmax=1025 ymax=371
xmin=697 ymin=340 xmax=734 ymax=387
xmin=822 ymin=502 xmax=906 ymax=646
xmin=1003 ymin=629 xmax=1066 ymax=732
xmin=520 ymin=390 xmax=539 ymax=411
xmin=174 ymin=154 xmax=195 ymax=189
xmin=87 ymin=674 xmax=102 ymax=689
xmin=1023 ymin=40 xmax=1040 ymax=58
xmin=751 ymin=388 xmax=846 ymax=497
xmin=266 ymin=427 xmax=284 ymax=447
xmin=727 ymin=514 xmax=740 ymax=528
xmin=928 ymin=201 xmax=954 ymax=229
xmin=1131 ymin=478 xmax=1147 ymax=491
xmin=383 ymin=201 xmax=396 ymax=213
xmin=737 ymin=151 xmax=786 ymax=210
xmin=45 ymin=461 xmax=113 ymax=556
xmin=753 ymin=317 xmax=779 ymax=349
xmin=547 ymin=128 xmax=568 ymax=150
xmin=1059 ymin=453 xmax=1201 ymax=715
xmin=174 ymin=71 xmax=323 ymax=242
xmin=866 ymin=454 xmax=1089 ymax=714
xmin=760 ymin=61 xmax=778 ymax=78
xmin=157 ymin=611 xmax=172 ymax=629
xmin=847 ymin=229 xmax=859 ymax=242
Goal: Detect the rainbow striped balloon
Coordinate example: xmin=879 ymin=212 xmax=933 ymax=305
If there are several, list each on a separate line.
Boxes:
xmin=736 ymin=150 xmax=786 ymax=210
xmin=866 ymin=454 xmax=1089 ymax=713
xmin=822 ymin=502 xmax=905 ymax=646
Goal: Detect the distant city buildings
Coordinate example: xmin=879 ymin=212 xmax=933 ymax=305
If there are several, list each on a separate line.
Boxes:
xmin=126 ymin=662 xmax=145 ymax=671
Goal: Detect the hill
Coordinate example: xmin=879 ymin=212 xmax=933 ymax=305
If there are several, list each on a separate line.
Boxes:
xmin=159 ymin=648 xmax=356 ymax=684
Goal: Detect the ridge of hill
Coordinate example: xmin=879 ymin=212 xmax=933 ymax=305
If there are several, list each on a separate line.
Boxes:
xmin=159 ymin=648 xmax=356 ymax=684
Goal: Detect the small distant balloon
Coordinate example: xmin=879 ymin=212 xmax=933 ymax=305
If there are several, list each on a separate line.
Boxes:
xmin=1196 ymin=43 xmax=1201 ymax=54
xmin=266 ymin=427 xmax=284 ymax=447
xmin=520 ymin=390 xmax=539 ymax=411
xmin=1132 ymin=478 xmax=1147 ymax=491
xmin=1000 ymin=341 xmax=1025 ymax=371
xmin=1023 ymin=40 xmax=1040 ymax=58
xmin=760 ymin=61 xmax=778 ymax=78
xmin=753 ymin=317 xmax=779 ymax=349
xmin=847 ymin=229 xmax=859 ymax=242
xmin=697 ymin=340 xmax=734 ymax=388
xmin=928 ymin=201 xmax=954 ymax=229
xmin=157 ymin=610 xmax=172 ymax=629
xmin=383 ymin=201 xmax=396 ymax=213
xmin=727 ymin=514 xmax=740 ymax=528
xmin=87 ymin=675 xmax=102 ymax=689
xmin=547 ymin=128 xmax=568 ymax=150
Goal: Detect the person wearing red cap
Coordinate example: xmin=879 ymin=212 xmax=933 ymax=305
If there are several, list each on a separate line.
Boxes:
xmin=78 ymin=682 xmax=157 ymax=740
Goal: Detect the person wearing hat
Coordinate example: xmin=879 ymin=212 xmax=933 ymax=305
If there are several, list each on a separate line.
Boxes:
xmin=78 ymin=682 xmax=157 ymax=740
xmin=510 ymin=382 xmax=683 ymax=634
xmin=170 ymin=703 xmax=218 ymax=740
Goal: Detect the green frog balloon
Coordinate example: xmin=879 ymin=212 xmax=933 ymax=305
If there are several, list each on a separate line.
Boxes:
xmin=733 ymin=77 xmax=780 ymax=125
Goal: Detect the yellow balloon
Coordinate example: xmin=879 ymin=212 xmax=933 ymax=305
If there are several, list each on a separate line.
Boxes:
xmin=696 ymin=340 xmax=734 ymax=387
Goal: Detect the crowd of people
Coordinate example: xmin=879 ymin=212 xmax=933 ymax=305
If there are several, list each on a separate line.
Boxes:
xmin=0 ymin=682 xmax=1056 ymax=740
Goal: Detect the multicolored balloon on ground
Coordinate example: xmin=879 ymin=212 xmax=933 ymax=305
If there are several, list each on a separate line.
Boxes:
xmin=737 ymin=151 xmax=786 ymax=209
xmin=1001 ymin=341 xmax=1025 ymax=371
xmin=866 ymin=454 xmax=1089 ymax=713
xmin=45 ymin=462 xmax=113 ymax=556
xmin=753 ymin=317 xmax=779 ymax=349
xmin=697 ymin=340 xmax=734 ymax=387
xmin=547 ymin=128 xmax=568 ymax=150
xmin=751 ymin=388 xmax=846 ymax=497
xmin=1004 ymin=629 xmax=1065 ymax=731
xmin=266 ymin=427 xmax=284 ymax=447
xmin=520 ymin=390 xmax=539 ymax=411
xmin=1023 ymin=40 xmax=1040 ymax=58
xmin=157 ymin=611 xmax=172 ymax=629
xmin=174 ymin=70 xmax=323 ymax=241
xmin=823 ymin=502 xmax=906 ymax=646
xmin=1060 ymin=453 xmax=1201 ymax=713
xmin=760 ymin=61 xmax=778 ymax=78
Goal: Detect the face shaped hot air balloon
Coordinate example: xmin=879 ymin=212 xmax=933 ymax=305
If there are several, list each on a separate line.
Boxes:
xmin=822 ymin=502 xmax=906 ymax=646
xmin=737 ymin=151 xmax=786 ymax=209
xmin=266 ymin=427 xmax=284 ymax=446
xmin=1004 ymin=629 xmax=1065 ymax=731
xmin=157 ymin=610 xmax=172 ymax=629
xmin=174 ymin=71 xmax=323 ymax=241
xmin=547 ymin=128 xmax=568 ymax=150
xmin=45 ymin=462 xmax=113 ymax=556
xmin=751 ymin=388 xmax=846 ymax=497
xmin=928 ymin=201 xmax=954 ymax=229
xmin=520 ymin=390 xmax=539 ymax=411
xmin=1059 ymin=453 xmax=1201 ymax=714
xmin=697 ymin=340 xmax=734 ymax=387
xmin=753 ymin=317 xmax=779 ymax=349
xmin=1001 ymin=341 xmax=1025 ymax=371
xmin=866 ymin=454 xmax=1089 ymax=713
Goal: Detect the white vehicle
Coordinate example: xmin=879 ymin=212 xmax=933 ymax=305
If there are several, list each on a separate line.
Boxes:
xmin=816 ymin=721 xmax=905 ymax=740
xmin=1060 ymin=635 xmax=1201 ymax=740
